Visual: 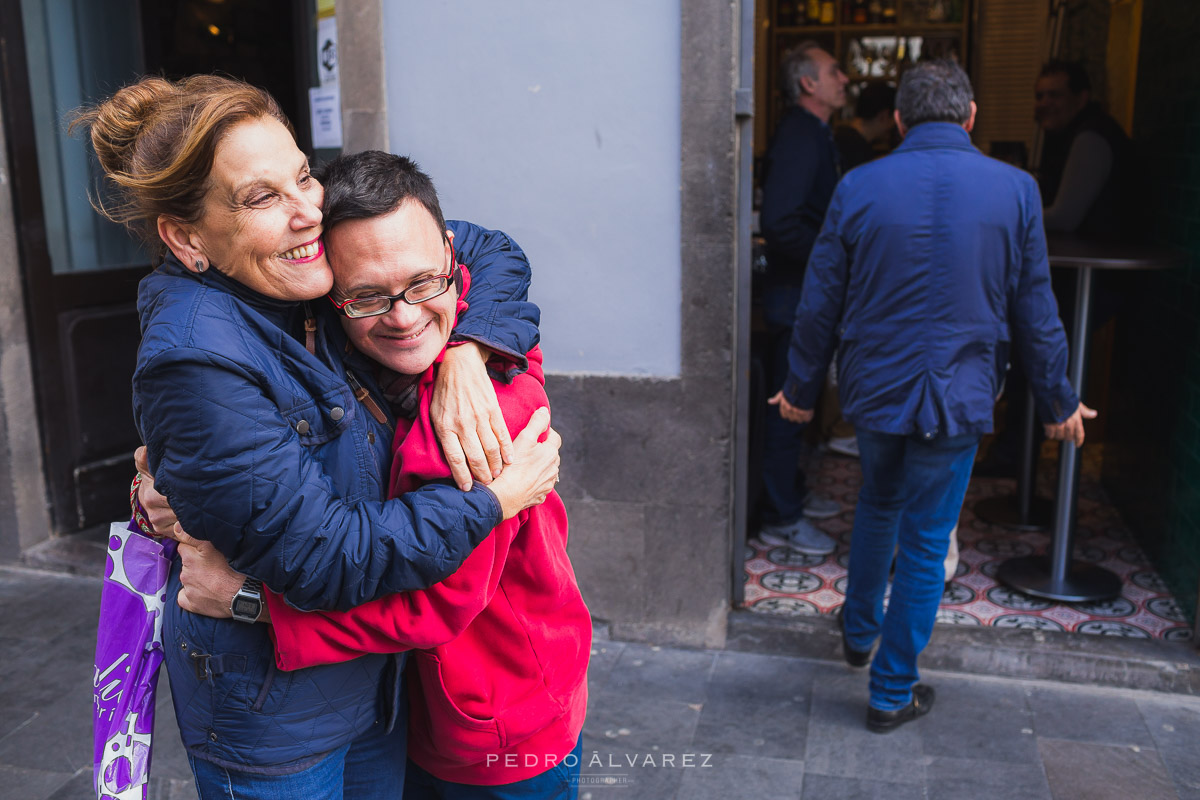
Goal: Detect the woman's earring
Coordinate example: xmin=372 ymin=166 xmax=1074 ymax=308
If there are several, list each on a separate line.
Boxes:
xmin=194 ymin=259 xmax=207 ymax=273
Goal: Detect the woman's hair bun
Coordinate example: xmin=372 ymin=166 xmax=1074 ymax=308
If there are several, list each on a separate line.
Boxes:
xmin=72 ymin=77 xmax=176 ymax=180
xmin=69 ymin=74 xmax=287 ymax=248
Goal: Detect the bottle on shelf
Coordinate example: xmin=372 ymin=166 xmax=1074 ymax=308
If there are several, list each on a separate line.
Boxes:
xmin=820 ymin=0 xmax=836 ymax=24
xmin=882 ymin=0 xmax=897 ymax=23
xmin=806 ymin=0 xmax=821 ymax=24
xmin=853 ymin=0 xmax=868 ymax=24
xmin=868 ymin=0 xmax=883 ymax=24
xmin=778 ymin=0 xmax=795 ymax=27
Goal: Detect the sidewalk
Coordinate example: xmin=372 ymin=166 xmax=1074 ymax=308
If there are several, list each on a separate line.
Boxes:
xmin=2 ymin=563 xmax=1199 ymax=800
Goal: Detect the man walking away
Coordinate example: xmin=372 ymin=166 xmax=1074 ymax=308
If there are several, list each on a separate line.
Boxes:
xmin=769 ymin=61 xmax=1095 ymax=732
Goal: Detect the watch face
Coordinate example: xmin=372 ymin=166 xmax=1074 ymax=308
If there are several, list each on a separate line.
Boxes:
xmin=232 ymin=596 xmax=260 ymax=618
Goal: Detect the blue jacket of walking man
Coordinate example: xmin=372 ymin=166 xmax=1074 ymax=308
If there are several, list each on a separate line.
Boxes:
xmin=769 ymin=60 xmax=1096 ymax=732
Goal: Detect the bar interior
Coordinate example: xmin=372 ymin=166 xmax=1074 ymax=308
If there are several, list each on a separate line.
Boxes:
xmin=743 ymin=0 xmax=1200 ymax=644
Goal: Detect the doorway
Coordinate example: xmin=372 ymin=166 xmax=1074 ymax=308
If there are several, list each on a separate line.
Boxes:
xmin=0 ymin=0 xmax=316 ymax=534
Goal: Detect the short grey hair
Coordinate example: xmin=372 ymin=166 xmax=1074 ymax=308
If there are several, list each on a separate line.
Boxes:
xmin=895 ymin=60 xmax=974 ymax=128
xmin=780 ymin=42 xmax=825 ymax=104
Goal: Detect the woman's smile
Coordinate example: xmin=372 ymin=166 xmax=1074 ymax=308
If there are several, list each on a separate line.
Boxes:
xmin=279 ymin=236 xmax=324 ymax=263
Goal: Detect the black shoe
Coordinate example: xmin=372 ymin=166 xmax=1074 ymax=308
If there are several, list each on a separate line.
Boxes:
xmin=867 ymin=684 xmax=935 ymax=733
xmin=839 ymin=613 xmax=873 ymax=668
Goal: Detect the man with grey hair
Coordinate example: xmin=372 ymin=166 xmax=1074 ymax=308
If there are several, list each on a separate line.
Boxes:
xmin=755 ymin=42 xmax=848 ymax=554
xmin=770 ymin=60 xmax=1094 ymax=732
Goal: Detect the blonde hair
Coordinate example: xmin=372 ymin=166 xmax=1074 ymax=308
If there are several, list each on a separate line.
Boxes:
xmin=70 ymin=74 xmax=291 ymax=248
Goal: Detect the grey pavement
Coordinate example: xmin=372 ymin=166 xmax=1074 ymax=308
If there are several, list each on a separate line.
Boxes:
xmin=4 ymin=564 xmax=1200 ymax=800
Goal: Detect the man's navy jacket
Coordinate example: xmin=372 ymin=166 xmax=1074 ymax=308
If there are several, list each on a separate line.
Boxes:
xmin=782 ymin=122 xmax=1078 ymax=439
xmin=760 ymin=106 xmax=841 ymax=285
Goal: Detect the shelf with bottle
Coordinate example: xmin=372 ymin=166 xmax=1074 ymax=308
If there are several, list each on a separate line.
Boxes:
xmin=842 ymin=33 xmax=963 ymax=80
xmin=898 ymin=0 xmax=965 ymax=25
xmin=775 ymin=0 xmax=838 ymax=27
xmin=774 ymin=0 xmax=966 ymax=30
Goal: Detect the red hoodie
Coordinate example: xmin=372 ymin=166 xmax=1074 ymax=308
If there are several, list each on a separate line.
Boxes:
xmin=265 ymin=288 xmax=590 ymax=785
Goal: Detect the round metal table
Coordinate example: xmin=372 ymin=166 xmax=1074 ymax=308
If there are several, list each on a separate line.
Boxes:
xmin=995 ymin=234 xmax=1184 ymax=602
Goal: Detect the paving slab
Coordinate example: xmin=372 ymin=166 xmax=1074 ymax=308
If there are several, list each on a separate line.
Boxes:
xmin=676 ymin=754 xmax=804 ymax=800
xmin=4 ymin=563 xmax=1200 ymax=800
xmin=1029 ymin=683 xmax=1157 ymax=747
xmin=925 ymin=755 xmax=1052 ymax=800
xmin=1039 ymin=737 xmax=1178 ymax=800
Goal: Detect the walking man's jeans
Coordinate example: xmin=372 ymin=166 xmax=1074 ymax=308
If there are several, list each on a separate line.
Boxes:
xmin=842 ymin=429 xmax=980 ymax=711
xmin=760 ymin=283 xmax=808 ymax=525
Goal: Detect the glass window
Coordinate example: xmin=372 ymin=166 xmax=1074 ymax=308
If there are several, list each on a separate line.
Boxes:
xmin=21 ymin=0 xmax=148 ymax=273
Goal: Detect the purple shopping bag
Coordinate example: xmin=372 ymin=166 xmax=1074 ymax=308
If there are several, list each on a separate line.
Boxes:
xmin=93 ymin=520 xmax=177 ymax=800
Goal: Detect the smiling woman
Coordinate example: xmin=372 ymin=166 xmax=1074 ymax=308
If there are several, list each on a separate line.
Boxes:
xmin=157 ymin=116 xmax=334 ymax=301
xmin=72 ymin=74 xmax=559 ymax=799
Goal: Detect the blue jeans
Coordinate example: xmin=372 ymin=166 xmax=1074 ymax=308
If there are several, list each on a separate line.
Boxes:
xmin=403 ymin=739 xmax=582 ymax=799
xmin=188 ymin=720 xmax=406 ymax=800
xmin=760 ymin=283 xmax=808 ymax=525
xmin=842 ymin=429 xmax=979 ymax=711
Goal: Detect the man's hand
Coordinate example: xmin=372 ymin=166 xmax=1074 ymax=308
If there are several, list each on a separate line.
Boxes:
xmin=431 ymin=342 xmax=513 ymax=492
xmin=1044 ymin=402 xmax=1098 ymax=448
xmin=486 ymin=408 xmax=561 ymax=519
xmin=173 ymin=525 xmax=253 ymax=620
xmin=768 ymin=391 xmax=814 ymax=424
xmin=134 ymin=446 xmax=179 ymax=537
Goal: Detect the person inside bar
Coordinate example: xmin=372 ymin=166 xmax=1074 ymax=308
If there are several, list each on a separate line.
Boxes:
xmin=1035 ymin=60 xmax=1132 ymax=238
xmin=834 ymin=82 xmax=897 ymax=172
xmin=977 ymin=61 xmax=1131 ymax=478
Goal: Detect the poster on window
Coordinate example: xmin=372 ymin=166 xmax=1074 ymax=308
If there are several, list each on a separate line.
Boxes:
xmin=309 ymin=86 xmax=343 ymax=149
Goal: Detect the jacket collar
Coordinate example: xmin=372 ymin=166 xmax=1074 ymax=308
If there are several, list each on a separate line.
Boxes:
xmin=159 ymin=251 xmax=308 ymax=325
xmin=785 ymin=104 xmax=831 ymax=131
xmin=895 ymin=121 xmax=978 ymax=153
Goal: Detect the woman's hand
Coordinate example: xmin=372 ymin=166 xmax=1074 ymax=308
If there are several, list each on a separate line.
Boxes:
xmin=486 ymin=407 xmax=561 ymax=519
xmin=173 ymin=525 xmax=260 ymax=620
xmin=431 ymin=342 xmax=514 ymax=492
xmin=134 ymin=446 xmax=179 ymax=537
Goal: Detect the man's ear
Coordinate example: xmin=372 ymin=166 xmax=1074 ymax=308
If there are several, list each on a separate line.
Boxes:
xmin=157 ymin=216 xmax=207 ymax=273
xmin=963 ymin=101 xmax=977 ymax=133
xmin=893 ymin=109 xmax=907 ymax=138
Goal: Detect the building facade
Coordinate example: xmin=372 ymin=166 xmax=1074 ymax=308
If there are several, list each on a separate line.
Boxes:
xmin=0 ymin=0 xmax=752 ymax=648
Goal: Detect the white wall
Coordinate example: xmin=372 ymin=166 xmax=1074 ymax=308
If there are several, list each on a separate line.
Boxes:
xmin=381 ymin=2 xmax=682 ymax=377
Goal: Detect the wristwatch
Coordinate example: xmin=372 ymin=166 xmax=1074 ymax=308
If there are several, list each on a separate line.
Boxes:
xmin=230 ymin=577 xmax=264 ymax=623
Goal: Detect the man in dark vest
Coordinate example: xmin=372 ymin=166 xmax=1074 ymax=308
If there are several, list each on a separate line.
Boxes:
xmin=976 ymin=61 xmax=1130 ymax=478
xmin=1034 ymin=60 xmax=1131 ymax=237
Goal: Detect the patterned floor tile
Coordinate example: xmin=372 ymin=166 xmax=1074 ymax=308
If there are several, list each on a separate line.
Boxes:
xmin=745 ymin=448 xmax=1193 ymax=641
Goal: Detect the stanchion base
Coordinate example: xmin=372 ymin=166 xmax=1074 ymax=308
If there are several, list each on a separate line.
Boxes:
xmin=973 ymin=494 xmax=1053 ymax=531
xmin=996 ymin=555 xmax=1123 ymax=603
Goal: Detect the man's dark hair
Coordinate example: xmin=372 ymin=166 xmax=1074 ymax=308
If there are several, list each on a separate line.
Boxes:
xmin=855 ymin=82 xmax=896 ymax=121
xmin=316 ymin=150 xmax=447 ymax=236
xmin=1039 ymin=60 xmax=1091 ymax=94
xmin=895 ymin=60 xmax=973 ymax=128
xmin=780 ymin=41 xmax=825 ymax=104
